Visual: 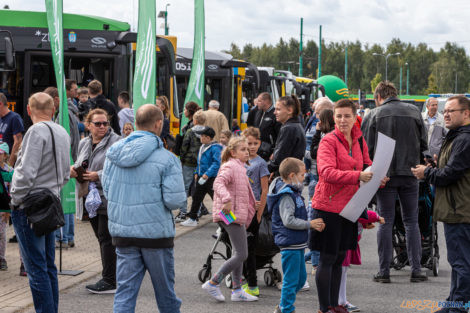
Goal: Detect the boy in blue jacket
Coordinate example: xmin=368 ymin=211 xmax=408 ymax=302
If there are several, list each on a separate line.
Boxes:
xmin=267 ymin=157 xmax=325 ymax=313
xmin=182 ymin=126 xmax=223 ymax=227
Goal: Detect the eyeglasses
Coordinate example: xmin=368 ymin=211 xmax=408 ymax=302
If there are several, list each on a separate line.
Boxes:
xmin=443 ymin=109 xmax=466 ymax=115
xmin=91 ymin=121 xmax=109 ymax=127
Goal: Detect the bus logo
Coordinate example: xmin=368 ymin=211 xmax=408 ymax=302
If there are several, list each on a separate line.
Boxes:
xmin=208 ymin=64 xmax=218 ymax=70
xmin=68 ymin=32 xmax=77 ymax=43
xmin=91 ymin=37 xmax=106 ymax=45
xmin=337 ymin=88 xmax=349 ymax=97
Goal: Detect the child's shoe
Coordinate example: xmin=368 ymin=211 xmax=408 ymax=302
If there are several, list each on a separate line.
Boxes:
xmin=300 ymin=280 xmax=310 ymax=291
xmin=181 ymin=218 xmax=198 ymax=227
xmin=344 ymin=303 xmax=360 ymax=312
xmin=19 ymin=263 xmax=27 ymax=276
xmin=231 ymin=288 xmax=259 ymax=302
xmin=242 ymin=283 xmax=259 ymax=296
xmin=333 ymin=305 xmax=349 ymax=313
xmin=0 ymin=258 xmax=7 ymax=271
xmin=202 ymin=281 xmax=225 ymax=302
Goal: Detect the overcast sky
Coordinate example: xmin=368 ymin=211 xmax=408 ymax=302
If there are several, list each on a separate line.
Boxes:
xmin=11 ymin=0 xmax=470 ymax=54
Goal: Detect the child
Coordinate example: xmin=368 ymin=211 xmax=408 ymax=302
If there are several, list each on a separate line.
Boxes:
xmin=77 ymin=87 xmax=89 ymax=121
xmin=267 ymin=157 xmax=325 ymax=313
xmin=122 ymin=122 xmax=134 ymax=138
xmin=0 ymin=142 xmax=14 ymax=271
xmin=232 ymin=119 xmax=241 ymax=136
xmin=219 ymin=130 xmax=232 ymax=147
xmin=339 ymin=211 xmax=385 ymax=312
xmin=176 ymin=110 xmax=206 ymax=223
xmin=202 ymin=136 xmax=258 ymax=302
xmin=181 ymin=126 xmax=222 ymax=227
xmin=241 ymin=127 xmax=269 ymax=297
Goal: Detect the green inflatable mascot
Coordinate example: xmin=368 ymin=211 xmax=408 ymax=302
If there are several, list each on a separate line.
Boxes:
xmin=318 ymin=75 xmax=349 ymax=102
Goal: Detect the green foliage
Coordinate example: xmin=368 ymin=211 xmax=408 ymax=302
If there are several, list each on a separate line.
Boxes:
xmin=426 ymin=73 xmax=438 ymax=94
xmin=226 ymin=38 xmax=470 ymax=95
xmin=370 ymin=73 xmax=383 ymax=93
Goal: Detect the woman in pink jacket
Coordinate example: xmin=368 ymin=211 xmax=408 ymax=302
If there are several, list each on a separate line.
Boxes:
xmin=309 ymin=99 xmax=386 ymax=313
xmin=202 ymin=137 xmax=258 ymax=303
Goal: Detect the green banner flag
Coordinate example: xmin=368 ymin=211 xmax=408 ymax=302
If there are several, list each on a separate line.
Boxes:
xmin=181 ymin=0 xmax=205 ymax=128
xmin=45 ymin=0 xmax=76 ymax=213
xmin=133 ymin=0 xmax=156 ymax=114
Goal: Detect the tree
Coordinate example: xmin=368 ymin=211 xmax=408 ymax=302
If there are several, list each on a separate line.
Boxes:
xmin=425 ymin=73 xmax=438 ymax=94
xmin=370 ymin=73 xmax=383 ymax=93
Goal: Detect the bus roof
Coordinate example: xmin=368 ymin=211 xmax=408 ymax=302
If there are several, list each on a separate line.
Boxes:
xmin=0 ymin=10 xmax=130 ymax=31
xmin=349 ymin=94 xmax=427 ymax=101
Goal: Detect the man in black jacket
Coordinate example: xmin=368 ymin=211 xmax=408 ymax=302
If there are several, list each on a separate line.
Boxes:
xmin=86 ymin=80 xmax=121 ymax=135
xmin=362 ymin=81 xmax=428 ymax=283
xmin=412 ymin=96 xmax=470 ymax=313
xmin=253 ymin=92 xmax=281 ymax=161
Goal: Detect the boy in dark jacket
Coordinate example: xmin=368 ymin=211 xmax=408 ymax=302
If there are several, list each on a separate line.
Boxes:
xmin=181 ymin=126 xmax=222 ymax=227
xmin=267 ymin=157 xmax=324 ymax=313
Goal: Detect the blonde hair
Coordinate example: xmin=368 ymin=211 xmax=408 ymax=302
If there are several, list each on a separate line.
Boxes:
xmin=86 ymin=108 xmax=108 ymax=123
xmin=221 ymin=136 xmax=247 ymax=163
xmin=193 ymin=110 xmax=206 ymax=125
xmin=156 ymin=96 xmax=169 ymax=118
xmin=279 ymin=157 xmax=305 ymax=180
xmin=242 ymin=127 xmax=260 ymax=140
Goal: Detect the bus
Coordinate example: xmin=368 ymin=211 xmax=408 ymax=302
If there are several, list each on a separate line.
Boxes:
xmin=349 ymin=94 xmax=427 ymax=111
xmin=0 ymin=10 xmax=178 ymax=132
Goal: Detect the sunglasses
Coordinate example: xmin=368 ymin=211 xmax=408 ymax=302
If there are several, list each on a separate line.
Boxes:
xmin=91 ymin=121 xmax=109 ymax=127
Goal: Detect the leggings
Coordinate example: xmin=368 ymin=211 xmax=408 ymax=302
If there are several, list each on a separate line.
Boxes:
xmin=0 ymin=220 xmax=6 ymax=260
xmin=338 ymin=266 xmax=348 ymax=306
xmin=211 ymin=223 xmax=248 ymax=290
xmin=315 ymin=250 xmax=347 ymax=312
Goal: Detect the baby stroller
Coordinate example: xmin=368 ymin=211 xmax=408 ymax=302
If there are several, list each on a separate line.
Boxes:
xmin=198 ymin=217 xmax=282 ymax=288
xmin=391 ymin=181 xmax=440 ymax=276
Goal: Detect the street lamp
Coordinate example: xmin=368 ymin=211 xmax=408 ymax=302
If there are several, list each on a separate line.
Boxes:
xmin=372 ymin=52 xmax=400 ymax=81
xmin=405 ymin=62 xmax=410 ymax=95
xmin=158 ymin=3 xmax=170 ymax=35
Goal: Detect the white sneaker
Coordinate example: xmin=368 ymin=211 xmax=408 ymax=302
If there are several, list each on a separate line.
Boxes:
xmin=181 ymin=218 xmax=198 ymax=227
xmin=202 ymin=281 xmax=225 ymax=302
xmin=231 ymin=288 xmax=259 ymax=302
xmin=300 ymin=280 xmax=310 ymax=291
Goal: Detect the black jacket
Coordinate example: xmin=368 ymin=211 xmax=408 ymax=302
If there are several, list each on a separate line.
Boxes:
xmin=268 ymin=117 xmax=306 ymax=173
xmin=87 ymin=94 xmax=121 ymax=135
xmin=254 ymin=105 xmax=281 ymax=161
xmin=246 ymin=105 xmax=259 ymax=127
xmin=361 ymin=97 xmax=427 ymax=177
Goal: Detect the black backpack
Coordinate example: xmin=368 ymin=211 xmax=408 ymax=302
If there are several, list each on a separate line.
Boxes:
xmin=0 ymin=170 xmax=11 ymax=210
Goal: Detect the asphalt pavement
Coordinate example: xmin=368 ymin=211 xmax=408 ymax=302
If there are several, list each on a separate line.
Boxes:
xmin=34 ymin=219 xmax=451 ymax=313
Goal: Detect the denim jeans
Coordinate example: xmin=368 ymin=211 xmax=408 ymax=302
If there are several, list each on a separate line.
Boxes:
xmin=443 ymin=223 xmax=470 ymax=313
xmin=376 ymin=176 xmax=422 ymax=274
xmin=114 ymin=246 xmax=181 ymax=313
xmin=280 ymin=249 xmax=307 ymax=313
xmin=305 ymin=250 xmax=320 ymax=267
xmin=12 ymin=209 xmax=58 ymax=313
xmin=180 ymin=165 xmax=195 ymax=214
xmin=55 ymin=213 xmax=74 ymax=244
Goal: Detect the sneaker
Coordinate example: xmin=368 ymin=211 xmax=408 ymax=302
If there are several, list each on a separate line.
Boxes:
xmin=174 ymin=212 xmax=187 ymax=223
xmin=68 ymin=240 xmax=75 ymax=248
xmin=86 ymin=279 xmax=116 ymax=294
xmin=410 ymin=271 xmax=428 ymax=282
xmin=181 ymin=218 xmax=198 ymax=227
xmin=373 ymin=272 xmax=391 ymax=283
xmin=242 ymin=283 xmax=259 ymax=296
xmin=202 ymin=281 xmax=225 ymax=302
xmin=311 ymin=266 xmax=317 ymax=276
xmin=274 ymin=305 xmax=282 ymax=313
xmin=333 ymin=305 xmax=349 ymax=313
xmin=19 ymin=263 xmax=27 ymax=276
xmin=0 ymin=259 xmax=7 ymax=271
xmin=231 ymin=288 xmax=259 ymax=302
xmin=300 ymin=280 xmax=310 ymax=291
xmin=197 ymin=205 xmax=209 ymax=218
xmin=55 ymin=241 xmax=68 ymax=249
xmin=344 ymin=303 xmax=361 ymax=312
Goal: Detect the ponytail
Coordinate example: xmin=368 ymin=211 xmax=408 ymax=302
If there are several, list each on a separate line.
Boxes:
xmin=221 ymin=137 xmax=247 ymax=163
xmin=279 ymin=95 xmax=301 ymax=117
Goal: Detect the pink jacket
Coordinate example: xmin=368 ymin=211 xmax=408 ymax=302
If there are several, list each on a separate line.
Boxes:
xmin=212 ymin=158 xmax=256 ymax=226
xmin=312 ymin=126 xmax=372 ymax=214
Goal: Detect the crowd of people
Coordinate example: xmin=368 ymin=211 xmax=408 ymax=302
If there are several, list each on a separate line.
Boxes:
xmin=0 ymin=79 xmax=469 ymax=313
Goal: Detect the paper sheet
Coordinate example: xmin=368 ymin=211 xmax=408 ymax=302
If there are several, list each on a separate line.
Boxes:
xmin=340 ymin=132 xmax=396 ymax=222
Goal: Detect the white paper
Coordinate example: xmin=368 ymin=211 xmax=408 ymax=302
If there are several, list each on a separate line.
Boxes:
xmin=340 ymin=132 xmax=396 ymax=222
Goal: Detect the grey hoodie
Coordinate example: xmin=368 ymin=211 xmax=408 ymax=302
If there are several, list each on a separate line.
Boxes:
xmin=118 ymin=108 xmax=134 ymax=133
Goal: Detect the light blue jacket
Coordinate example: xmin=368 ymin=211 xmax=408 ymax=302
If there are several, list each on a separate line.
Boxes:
xmin=102 ymin=130 xmax=186 ymax=247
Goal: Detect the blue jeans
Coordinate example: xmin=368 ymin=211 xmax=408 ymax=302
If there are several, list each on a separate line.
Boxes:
xmin=280 ymin=249 xmax=307 ymax=313
xmin=180 ymin=165 xmax=195 ymax=214
xmin=55 ymin=213 xmax=74 ymax=244
xmin=305 ymin=250 xmax=320 ymax=266
xmin=443 ymin=223 xmax=470 ymax=313
xmin=376 ymin=176 xmax=422 ymax=274
xmin=114 ymin=246 xmax=181 ymax=313
xmin=12 ymin=209 xmax=58 ymax=313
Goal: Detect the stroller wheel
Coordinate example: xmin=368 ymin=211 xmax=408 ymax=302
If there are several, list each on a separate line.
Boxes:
xmin=225 ymin=275 xmax=233 ymax=288
xmin=432 ymin=257 xmax=439 ymax=277
xmin=264 ymin=270 xmax=275 ymax=287
xmin=273 ymin=269 xmax=282 ymax=283
xmin=198 ymin=267 xmax=211 ymax=283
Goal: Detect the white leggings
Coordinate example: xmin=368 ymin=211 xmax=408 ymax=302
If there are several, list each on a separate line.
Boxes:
xmin=339 ymin=266 xmax=348 ymax=305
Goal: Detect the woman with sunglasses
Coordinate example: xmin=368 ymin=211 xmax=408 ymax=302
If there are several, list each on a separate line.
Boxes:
xmin=70 ymin=108 xmax=121 ymax=294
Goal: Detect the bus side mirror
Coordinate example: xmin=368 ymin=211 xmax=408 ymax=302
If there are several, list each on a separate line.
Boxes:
xmin=0 ymin=31 xmax=16 ymax=71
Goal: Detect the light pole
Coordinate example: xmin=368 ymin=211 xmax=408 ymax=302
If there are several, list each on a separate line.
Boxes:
xmin=372 ymin=52 xmax=400 ymax=81
xmin=405 ymin=62 xmax=409 ymax=95
xmin=158 ymin=4 xmax=170 ymax=35
xmin=299 ymin=18 xmax=303 ymax=77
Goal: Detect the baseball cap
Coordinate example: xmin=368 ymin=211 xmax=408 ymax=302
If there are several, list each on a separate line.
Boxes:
xmin=193 ymin=126 xmax=216 ymax=139
xmin=0 ymin=142 xmax=9 ymax=154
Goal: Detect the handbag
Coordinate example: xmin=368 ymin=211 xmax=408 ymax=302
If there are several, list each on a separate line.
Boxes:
xmin=256 ymin=215 xmax=280 ymax=257
xmin=22 ymin=123 xmax=65 ymax=236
